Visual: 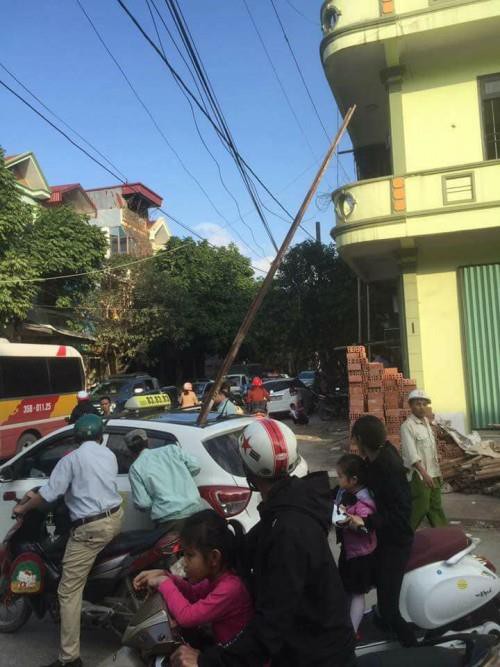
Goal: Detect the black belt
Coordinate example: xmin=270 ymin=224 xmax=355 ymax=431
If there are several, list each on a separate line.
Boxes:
xmin=72 ymin=505 xmax=121 ymax=529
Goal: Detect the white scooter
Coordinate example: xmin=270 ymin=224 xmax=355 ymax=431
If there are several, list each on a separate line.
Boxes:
xmin=332 ymin=506 xmax=500 ymax=657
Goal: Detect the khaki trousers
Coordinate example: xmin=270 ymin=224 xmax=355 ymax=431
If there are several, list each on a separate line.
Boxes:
xmin=58 ymin=507 xmax=123 ymax=663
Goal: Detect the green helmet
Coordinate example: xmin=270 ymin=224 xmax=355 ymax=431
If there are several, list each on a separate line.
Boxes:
xmin=74 ymin=414 xmax=103 ymax=443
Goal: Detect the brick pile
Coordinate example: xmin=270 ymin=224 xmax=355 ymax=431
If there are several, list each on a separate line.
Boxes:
xmin=347 ymin=346 xmax=415 ymax=453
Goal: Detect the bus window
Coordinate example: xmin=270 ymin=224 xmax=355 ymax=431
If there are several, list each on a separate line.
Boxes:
xmin=0 ymin=357 xmax=50 ymax=399
xmin=48 ymin=358 xmax=84 ymax=394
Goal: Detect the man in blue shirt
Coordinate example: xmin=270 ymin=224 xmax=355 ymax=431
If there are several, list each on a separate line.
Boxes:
xmin=14 ymin=414 xmax=123 ymax=667
xmin=125 ymin=429 xmax=206 ymax=528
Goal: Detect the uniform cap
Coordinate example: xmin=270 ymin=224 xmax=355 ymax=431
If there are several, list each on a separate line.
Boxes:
xmin=408 ymin=389 xmax=431 ymax=403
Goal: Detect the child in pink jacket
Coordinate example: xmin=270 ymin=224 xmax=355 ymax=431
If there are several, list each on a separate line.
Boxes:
xmin=133 ymin=510 xmax=253 ymax=647
xmin=334 ymin=454 xmax=377 ymax=633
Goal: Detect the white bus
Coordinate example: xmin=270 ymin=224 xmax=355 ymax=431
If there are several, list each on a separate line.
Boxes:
xmin=0 ymin=342 xmax=85 ymax=459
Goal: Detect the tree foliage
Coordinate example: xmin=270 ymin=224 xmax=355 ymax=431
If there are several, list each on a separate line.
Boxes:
xmin=0 ymin=148 xmax=38 ymax=325
xmin=0 ymin=148 xmax=107 ymax=332
xmin=29 ymin=205 xmax=108 ymax=307
xmin=251 ymin=241 xmax=358 ymax=372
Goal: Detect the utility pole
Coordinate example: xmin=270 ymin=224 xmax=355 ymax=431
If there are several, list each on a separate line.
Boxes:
xmin=315 ymin=221 xmax=322 ymax=244
xmin=197 ymin=106 xmax=356 ymax=426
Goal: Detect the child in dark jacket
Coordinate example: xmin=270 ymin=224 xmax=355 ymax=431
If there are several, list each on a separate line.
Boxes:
xmin=334 ymin=454 xmax=377 ymax=632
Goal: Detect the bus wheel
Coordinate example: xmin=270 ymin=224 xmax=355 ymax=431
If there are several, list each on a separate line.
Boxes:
xmin=16 ymin=431 xmax=39 ymax=453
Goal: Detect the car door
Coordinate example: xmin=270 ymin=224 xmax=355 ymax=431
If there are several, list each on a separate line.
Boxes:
xmin=0 ymin=429 xmax=78 ymax=540
xmin=104 ymin=425 xmax=179 ymax=531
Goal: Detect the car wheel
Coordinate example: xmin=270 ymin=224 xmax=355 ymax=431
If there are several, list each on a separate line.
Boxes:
xmin=0 ymin=595 xmax=32 ymax=633
xmin=16 ymin=431 xmax=39 ymax=453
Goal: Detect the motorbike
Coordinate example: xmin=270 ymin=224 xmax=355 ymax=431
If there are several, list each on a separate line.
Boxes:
xmin=101 ymin=593 xmax=498 ymax=667
xmin=356 ymin=527 xmax=500 ymax=657
xmin=0 ymin=492 xmax=181 ymax=635
xmin=101 ymin=525 xmax=500 ymax=667
xmin=317 ymin=388 xmax=349 ymax=421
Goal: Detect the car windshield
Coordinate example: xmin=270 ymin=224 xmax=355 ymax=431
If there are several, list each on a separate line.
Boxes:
xmin=91 ymin=379 xmax=128 ymax=397
xmin=226 ymin=377 xmax=241 ymax=387
xmin=299 ymin=371 xmax=315 ymax=380
xmin=193 ymin=382 xmax=208 ymax=394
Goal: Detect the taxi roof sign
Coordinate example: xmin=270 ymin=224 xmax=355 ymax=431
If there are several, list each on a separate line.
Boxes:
xmin=124 ymin=392 xmax=171 ymax=411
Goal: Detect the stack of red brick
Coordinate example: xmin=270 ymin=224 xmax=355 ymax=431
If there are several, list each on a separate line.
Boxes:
xmin=347 ymin=346 xmax=416 ymax=452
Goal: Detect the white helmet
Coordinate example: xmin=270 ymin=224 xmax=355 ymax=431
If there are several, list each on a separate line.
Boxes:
xmin=239 ymin=419 xmax=298 ymax=479
xmin=408 ymin=389 xmax=431 ymax=403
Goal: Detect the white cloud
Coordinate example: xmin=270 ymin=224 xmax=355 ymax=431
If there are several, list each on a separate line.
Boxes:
xmin=194 ymin=222 xmax=272 ymax=276
xmin=251 ymin=256 xmax=273 ymax=275
xmin=194 ymin=222 xmax=235 ymax=248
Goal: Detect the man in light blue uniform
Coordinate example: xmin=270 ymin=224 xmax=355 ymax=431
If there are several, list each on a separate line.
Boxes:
xmin=14 ymin=414 xmax=123 ymax=667
xmin=125 ymin=429 xmax=206 ymax=529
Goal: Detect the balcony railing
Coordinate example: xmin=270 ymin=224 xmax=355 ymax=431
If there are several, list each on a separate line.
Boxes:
xmin=332 ymin=158 xmax=500 ymax=232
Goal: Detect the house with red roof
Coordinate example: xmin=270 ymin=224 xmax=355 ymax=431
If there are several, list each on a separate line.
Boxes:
xmin=46 ymin=183 xmax=96 ymax=216
xmin=85 ymin=182 xmax=170 ymax=256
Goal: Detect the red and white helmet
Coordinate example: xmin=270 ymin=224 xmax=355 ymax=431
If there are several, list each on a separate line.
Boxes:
xmin=239 ymin=419 xmax=298 ymax=479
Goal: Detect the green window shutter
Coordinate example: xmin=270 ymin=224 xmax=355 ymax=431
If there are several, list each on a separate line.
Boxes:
xmin=460 ymin=264 xmax=500 ymax=429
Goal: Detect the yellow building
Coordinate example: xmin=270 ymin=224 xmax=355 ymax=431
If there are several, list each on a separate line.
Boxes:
xmin=320 ymin=0 xmax=500 ymax=429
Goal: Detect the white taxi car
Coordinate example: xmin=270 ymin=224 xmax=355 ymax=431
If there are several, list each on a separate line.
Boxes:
xmin=0 ymin=410 xmax=308 ymax=540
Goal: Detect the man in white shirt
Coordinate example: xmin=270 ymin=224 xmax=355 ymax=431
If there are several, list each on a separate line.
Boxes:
xmin=14 ymin=414 xmax=123 ymax=667
xmin=400 ymin=389 xmax=448 ymax=531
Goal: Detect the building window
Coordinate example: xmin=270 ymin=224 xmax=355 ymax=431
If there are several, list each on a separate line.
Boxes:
xmin=480 ymin=74 xmax=500 ymax=160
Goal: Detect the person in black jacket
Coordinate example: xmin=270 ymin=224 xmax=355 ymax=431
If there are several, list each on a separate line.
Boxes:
xmin=171 ymin=418 xmax=356 ymax=667
xmin=349 ymin=415 xmax=417 ymax=647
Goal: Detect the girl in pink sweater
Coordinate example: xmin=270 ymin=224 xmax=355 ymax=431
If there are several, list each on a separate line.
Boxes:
xmin=334 ymin=454 xmax=377 ymax=633
xmin=133 ymin=510 xmax=253 ymax=647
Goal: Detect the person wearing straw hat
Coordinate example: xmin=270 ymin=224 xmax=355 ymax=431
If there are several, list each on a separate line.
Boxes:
xmin=400 ymin=389 xmax=448 ymax=530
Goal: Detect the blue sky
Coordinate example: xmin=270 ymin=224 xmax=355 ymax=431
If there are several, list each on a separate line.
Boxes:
xmin=1 ymin=0 xmax=355 ymax=270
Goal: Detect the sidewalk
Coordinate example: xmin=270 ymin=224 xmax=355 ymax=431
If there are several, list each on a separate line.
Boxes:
xmin=443 ymin=492 xmax=500 ymax=527
xmin=294 ymin=417 xmax=500 ymax=528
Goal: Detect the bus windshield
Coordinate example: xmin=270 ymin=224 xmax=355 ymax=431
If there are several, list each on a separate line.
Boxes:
xmin=0 ymin=343 xmax=85 ymax=459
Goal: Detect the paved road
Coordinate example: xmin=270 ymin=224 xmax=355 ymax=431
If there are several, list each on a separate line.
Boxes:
xmin=3 ymin=417 xmax=500 ymax=665
xmin=1 ymin=617 xmax=121 ymax=667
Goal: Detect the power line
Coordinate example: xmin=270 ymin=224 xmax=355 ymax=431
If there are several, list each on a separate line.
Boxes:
xmin=163 ymin=0 xmax=279 ymax=252
xmin=241 ymin=0 xmax=319 ymax=164
xmin=75 ymin=0 xmax=267 ymax=261
xmin=283 ymin=0 xmax=318 ymax=26
xmin=115 ymin=1 xmax=293 ymax=221
xmin=0 ymin=61 xmax=128 ymax=183
xmin=0 ymin=240 xmax=191 ymax=285
xmin=0 ymin=75 xmax=269 ymax=276
xmin=143 ymin=0 xmax=269 ymax=256
xmin=0 ymin=77 xmax=125 ymax=184
xmin=116 ymin=0 xmax=315 ymax=242
xmin=269 ymin=0 xmax=330 ymax=143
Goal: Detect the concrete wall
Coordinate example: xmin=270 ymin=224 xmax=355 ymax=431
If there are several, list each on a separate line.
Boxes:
xmin=415 ymin=238 xmax=500 ymax=425
xmin=401 ymin=44 xmax=500 ymax=172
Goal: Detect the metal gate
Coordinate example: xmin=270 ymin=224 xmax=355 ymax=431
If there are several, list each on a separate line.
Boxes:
xmin=460 ymin=264 xmax=500 ymax=429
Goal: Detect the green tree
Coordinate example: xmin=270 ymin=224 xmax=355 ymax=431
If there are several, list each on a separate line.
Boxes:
xmin=252 ymin=241 xmax=358 ymax=372
xmin=133 ymin=237 xmax=256 ymax=379
xmin=0 ymin=148 xmax=39 ymax=327
xmin=29 ymin=205 xmax=107 ymax=307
